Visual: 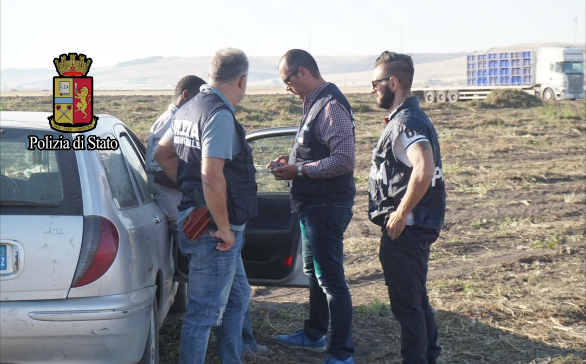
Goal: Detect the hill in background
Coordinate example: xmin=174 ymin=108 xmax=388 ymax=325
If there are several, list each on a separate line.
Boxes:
xmin=1 ymin=43 xmax=584 ymax=91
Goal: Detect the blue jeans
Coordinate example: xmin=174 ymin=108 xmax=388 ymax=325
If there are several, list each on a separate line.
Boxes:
xmin=300 ymin=201 xmax=354 ymax=360
xmin=242 ymin=307 xmax=258 ymax=353
xmin=177 ymin=209 xmax=251 ymax=364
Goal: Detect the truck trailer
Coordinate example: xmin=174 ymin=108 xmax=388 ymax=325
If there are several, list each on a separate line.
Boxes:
xmin=412 ymin=47 xmax=585 ymax=103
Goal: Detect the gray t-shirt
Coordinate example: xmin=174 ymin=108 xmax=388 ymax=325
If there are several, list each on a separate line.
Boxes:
xmin=162 ymin=85 xmax=245 ymax=230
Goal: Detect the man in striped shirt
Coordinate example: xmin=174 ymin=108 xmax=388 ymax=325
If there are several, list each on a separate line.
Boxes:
xmin=271 ymin=49 xmax=356 ymax=364
xmin=146 ymin=75 xmax=206 ymax=229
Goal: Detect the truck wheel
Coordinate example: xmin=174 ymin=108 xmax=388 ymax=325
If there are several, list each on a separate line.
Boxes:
xmin=543 ymin=88 xmax=555 ymax=101
xmin=436 ymin=91 xmax=448 ymax=103
xmin=448 ymin=90 xmax=460 ymax=103
xmin=424 ymin=91 xmax=436 ymax=103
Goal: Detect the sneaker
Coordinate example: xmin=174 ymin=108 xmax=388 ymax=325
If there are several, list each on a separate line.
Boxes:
xmin=322 ymin=356 xmax=355 ymax=364
xmin=323 ymin=356 xmax=354 ymax=364
xmin=275 ymin=329 xmax=327 ymax=352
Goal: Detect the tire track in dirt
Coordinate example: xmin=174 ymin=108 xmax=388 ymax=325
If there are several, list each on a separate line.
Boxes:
xmin=346 ymin=246 xmax=586 ymax=291
xmin=444 ymin=150 xmax=584 ymax=164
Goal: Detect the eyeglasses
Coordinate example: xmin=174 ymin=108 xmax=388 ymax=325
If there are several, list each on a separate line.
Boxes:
xmin=371 ymin=77 xmax=391 ymax=88
xmin=283 ymin=69 xmax=299 ymax=85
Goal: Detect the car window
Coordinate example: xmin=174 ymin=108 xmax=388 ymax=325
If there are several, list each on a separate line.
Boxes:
xmin=248 ymin=135 xmax=294 ymax=193
xmin=124 ymin=126 xmax=147 ymax=156
xmin=1 ymin=133 xmax=63 ymax=205
xmin=98 ymin=137 xmax=139 ymax=209
xmin=0 ymin=128 xmax=82 ymax=215
xmin=119 ymin=135 xmax=154 ymax=204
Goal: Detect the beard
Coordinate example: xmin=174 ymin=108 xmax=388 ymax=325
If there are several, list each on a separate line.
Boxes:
xmin=377 ymin=88 xmax=395 ymax=109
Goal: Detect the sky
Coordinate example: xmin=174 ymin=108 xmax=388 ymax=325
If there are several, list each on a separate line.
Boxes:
xmin=1 ymin=0 xmax=585 ymax=69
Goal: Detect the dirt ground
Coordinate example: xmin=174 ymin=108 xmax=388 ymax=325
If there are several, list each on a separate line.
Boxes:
xmin=1 ymin=94 xmax=584 ymax=363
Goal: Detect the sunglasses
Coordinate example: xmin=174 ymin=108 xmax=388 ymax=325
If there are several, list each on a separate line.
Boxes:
xmin=283 ymin=69 xmax=299 ymax=85
xmin=371 ymin=77 xmax=391 ymax=88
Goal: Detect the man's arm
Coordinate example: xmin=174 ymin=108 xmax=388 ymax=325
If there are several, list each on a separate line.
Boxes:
xmin=386 ymin=141 xmax=436 ymax=239
xmin=271 ymin=101 xmax=355 ymax=180
xmin=201 ymin=157 xmax=234 ymax=251
xmin=199 ymin=109 xmax=237 ymax=251
xmin=153 ymin=171 xmax=180 ymax=190
xmin=154 ymin=137 xmax=178 ymax=182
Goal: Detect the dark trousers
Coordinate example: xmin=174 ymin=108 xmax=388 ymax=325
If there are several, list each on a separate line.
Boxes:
xmin=300 ymin=201 xmax=354 ymax=360
xmin=379 ymin=226 xmax=442 ymax=364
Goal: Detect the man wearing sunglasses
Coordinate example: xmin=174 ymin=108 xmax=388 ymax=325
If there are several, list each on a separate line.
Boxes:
xmin=269 ymin=49 xmax=356 ymax=364
xmin=369 ymin=51 xmax=446 ymax=364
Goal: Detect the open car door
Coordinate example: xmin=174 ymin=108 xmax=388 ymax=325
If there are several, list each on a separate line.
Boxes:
xmin=174 ymin=126 xmax=308 ymax=288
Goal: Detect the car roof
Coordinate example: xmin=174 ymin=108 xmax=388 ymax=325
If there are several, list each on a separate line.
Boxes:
xmin=246 ymin=126 xmax=297 ymax=141
xmin=0 ymin=111 xmax=123 ymax=134
xmin=1 ymin=111 xmax=297 ymax=139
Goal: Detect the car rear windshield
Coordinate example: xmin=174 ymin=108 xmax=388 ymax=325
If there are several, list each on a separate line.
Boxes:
xmin=0 ymin=127 xmax=82 ymax=215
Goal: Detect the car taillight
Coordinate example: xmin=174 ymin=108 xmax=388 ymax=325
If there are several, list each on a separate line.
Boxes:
xmin=71 ymin=216 xmax=119 ymax=287
xmin=283 ymin=256 xmax=293 ymax=267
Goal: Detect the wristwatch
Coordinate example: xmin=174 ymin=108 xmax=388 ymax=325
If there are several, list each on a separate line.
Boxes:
xmin=297 ymin=165 xmax=303 ymax=178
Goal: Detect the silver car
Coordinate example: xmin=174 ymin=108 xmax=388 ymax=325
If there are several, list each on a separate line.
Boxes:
xmin=0 ymin=112 xmax=176 ymax=364
xmin=0 ymin=112 xmax=308 ymax=364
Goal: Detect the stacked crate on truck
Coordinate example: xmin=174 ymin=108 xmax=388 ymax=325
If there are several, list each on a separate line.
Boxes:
xmin=467 ymin=51 xmax=532 ymax=87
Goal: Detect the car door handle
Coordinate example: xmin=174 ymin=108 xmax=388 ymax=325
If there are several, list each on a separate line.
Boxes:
xmin=154 ymin=216 xmax=162 ymax=224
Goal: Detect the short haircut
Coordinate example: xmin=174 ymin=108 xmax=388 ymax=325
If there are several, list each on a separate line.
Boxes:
xmin=174 ymin=75 xmax=206 ymax=98
xmin=280 ymin=49 xmax=321 ymax=78
xmin=374 ymin=51 xmax=414 ymax=89
xmin=209 ymin=48 xmax=249 ymax=84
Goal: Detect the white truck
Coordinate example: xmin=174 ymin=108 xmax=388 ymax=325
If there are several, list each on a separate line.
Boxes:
xmin=412 ymin=46 xmax=585 ymax=103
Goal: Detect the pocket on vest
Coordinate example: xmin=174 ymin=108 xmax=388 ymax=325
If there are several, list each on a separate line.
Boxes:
xmin=229 ymin=191 xmax=258 ymax=224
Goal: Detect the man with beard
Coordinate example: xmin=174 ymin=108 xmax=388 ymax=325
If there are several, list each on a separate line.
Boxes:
xmin=368 ymin=51 xmax=446 ymax=364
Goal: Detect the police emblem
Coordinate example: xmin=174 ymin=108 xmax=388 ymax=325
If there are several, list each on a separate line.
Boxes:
xmin=48 ymin=53 xmax=98 ymax=132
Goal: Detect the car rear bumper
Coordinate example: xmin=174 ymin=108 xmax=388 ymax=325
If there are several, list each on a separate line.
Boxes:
xmin=0 ymin=286 xmax=155 ymax=364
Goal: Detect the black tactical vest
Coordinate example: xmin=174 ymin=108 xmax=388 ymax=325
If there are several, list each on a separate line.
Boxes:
xmin=368 ymin=96 xmax=445 ymax=232
xmin=173 ymin=90 xmax=258 ymax=226
xmin=289 ymin=83 xmax=356 ymax=204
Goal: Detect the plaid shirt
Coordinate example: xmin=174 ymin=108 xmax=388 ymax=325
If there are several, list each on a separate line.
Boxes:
xmin=291 ymin=82 xmax=356 ymax=211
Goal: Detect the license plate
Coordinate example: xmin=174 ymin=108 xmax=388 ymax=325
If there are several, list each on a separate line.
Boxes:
xmin=0 ymin=245 xmax=6 ymax=270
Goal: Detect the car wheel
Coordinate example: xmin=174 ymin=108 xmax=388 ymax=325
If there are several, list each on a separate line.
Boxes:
xmin=170 ymin=282 xmax=189 ymax=313
xmin=139 ymin=297 xmax=159 ymax=364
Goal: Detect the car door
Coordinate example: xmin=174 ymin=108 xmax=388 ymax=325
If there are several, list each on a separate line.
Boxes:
xmin=120 ymin=125 xmax=176 ymax=316
xmin=243 ymin=126 xmax=308 ymax=287
xmin=173 ymin=126 xmax=308 ymax=287
xmin=112 ymin=125 xmax=173 ymax=306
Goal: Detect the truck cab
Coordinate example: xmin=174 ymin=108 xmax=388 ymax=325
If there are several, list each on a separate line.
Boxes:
xmin=535 ymin=47 xmax=585 ymax=101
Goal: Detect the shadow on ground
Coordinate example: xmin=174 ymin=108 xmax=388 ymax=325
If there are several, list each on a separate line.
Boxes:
xmin=160 ymin=301 xmax=585 ymax=364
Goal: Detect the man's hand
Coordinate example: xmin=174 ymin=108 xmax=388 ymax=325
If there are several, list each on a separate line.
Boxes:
xmin=265 ymin=155 xmax=289 ymax=169
xmin=386 ymin=211 xmax=408 ymax=240
xmin=271 ymin=164 xmax=298 ymax=180
xmin=210 ymin=228 xmax=235 ymax=251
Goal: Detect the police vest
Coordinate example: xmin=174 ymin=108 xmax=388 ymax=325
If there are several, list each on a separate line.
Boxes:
xmin=289 ymin=83 xmax=356 ymax=204
xmin=173 ymin=90 xmax=258 ymax=226
xmin=368 ymin=96 xmax=446 ymax=232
